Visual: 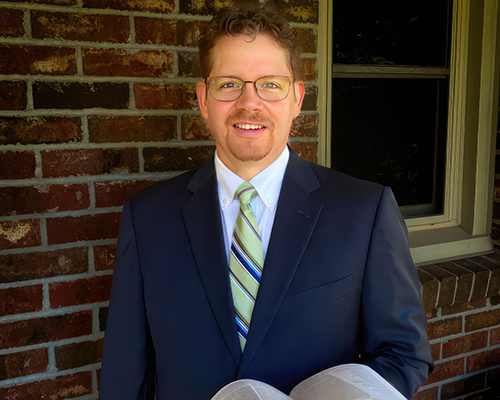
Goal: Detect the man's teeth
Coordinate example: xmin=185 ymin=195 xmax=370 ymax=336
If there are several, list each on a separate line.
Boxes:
xmin=235 ymin=123 xmax=264 ymax=130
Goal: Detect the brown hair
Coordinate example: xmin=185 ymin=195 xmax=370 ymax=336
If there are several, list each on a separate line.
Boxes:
xmin=198 ymin=0 xmax=300 ymax=79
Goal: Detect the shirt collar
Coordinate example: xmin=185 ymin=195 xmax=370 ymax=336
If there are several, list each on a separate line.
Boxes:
xmin=215 ymin=147 xmax=290 ymax=211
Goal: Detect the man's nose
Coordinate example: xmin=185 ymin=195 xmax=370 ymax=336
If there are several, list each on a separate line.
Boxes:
xmin=235 ymin=82 xmax=264 ymax=110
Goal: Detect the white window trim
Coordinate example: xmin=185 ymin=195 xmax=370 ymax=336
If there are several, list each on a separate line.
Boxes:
xmin=317 ymin=0 xmax=500 ymax=265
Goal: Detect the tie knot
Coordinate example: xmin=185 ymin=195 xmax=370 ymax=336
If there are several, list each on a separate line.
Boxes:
xmin=235 ymin=182 xmax=258 ymax=206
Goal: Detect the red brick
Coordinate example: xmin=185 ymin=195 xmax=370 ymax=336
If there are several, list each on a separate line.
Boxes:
xmin=0 ymin=8 xmax=24 ymax=38
xmin=0 ymin=116 xmax=82 ymax=145
xmin=31 ymin=11 xmax=129 ymax=43
xmin=289 ymin=141 xmax=318 ymax=164
xmin=441 ymin=299 xmax=488 ymax=316
xmin=291 ymin=114 xmax=318 ymax=137
xmin=0 ymin=150 xmax=36 ymax=180
xmin=0 ymin=348 xmax=48 ymax=380
xmin=55 ymin=337 xmax=104 ymax=370
xmin=94 ymin=244 xmax=116 ymax=271
xmin=136 ymin=18 xmax=205 ymax=46
xmin=430 ymin=342 xmax=441 ymax=362
xmin=298 ymin=58 xmax=317 ymax=82
xmin=88 ymin=115 xmax=176 ymax=143
xmin=34 ymin=81 xmax=129 ymax=110
xmin=84 ymin=0 xmax=174 ymax=13
xmin=0 ymin=45 xmax=76 ymax=75
xmin=0 ymin=247 xmax=88 ymax=283
xmin=50 ymin=275 xmax=113 ymax=308
xmin=274 ymin=0 xmax=319 ymax=24
xmin=422 ymin=358 xmax=465 ymax=385
xmin=440 ymin=373 xmax=486 ymax=400
xmin=302 ymin=85 xmax=318 ymax=111
xmin=95 ymin=180 xmax=158 ymax=208
xmin=0 ymin=285 xmax=43 ymax=317
xmin=442 ymin=331 xmax=488 ymax=359
xmin=8 ymin=0 xmax=78 ymax=4
xmin=41 ymin=148 xmax=139 ymax=178
xmin=296 ymin=28 xmax=317 ymax=54
xmin=0 ymin=311 xmax=92 ymax=349
xmin=144 ymin=146 xmax=215 ymax=172
xmin=427 ymin=316 xmax=463 ymax=340
xmin=0 ymin=371 xmax=92 ymax=400
xmin=426 ymin=307 xmax=439 ymax=320
xmin=181 ymin=114 xmax=211 ymax=141
xmin=46 ymin=212 xmax=121 ymax=245
xmin=465 ymin=309 xmax=500 ymax=332
xmin=0 ymin=219 xmax=41 ymax=250
xmin=135 ymin=83 xmax=198 ymax=110
xmin=83 ymin=48 xmax=173 ymax=78
xmin=180 ymin=0 xmax=237 ymax=15
xmin=491 ymin=327 xmax=500 ymax=346
xmin=0 ymin=184 xmax=90 ymax=216
xmin=413 ymin=386 xmax=439 ymax=400
xmin=179 ymin=51 xmax=201 ymax=78
xmin=467 ymin=347 xmax=500 ymax=373
xmin=0 ymin=81 xmax=26 ymax=111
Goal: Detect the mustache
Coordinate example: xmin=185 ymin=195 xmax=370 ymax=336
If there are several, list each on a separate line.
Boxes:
xmin=226 ymin=111 xmax=273 ymax=129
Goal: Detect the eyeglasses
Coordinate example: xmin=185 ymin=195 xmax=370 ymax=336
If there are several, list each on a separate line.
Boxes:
xmin=205 ymin=76 xmax=294 ymax=102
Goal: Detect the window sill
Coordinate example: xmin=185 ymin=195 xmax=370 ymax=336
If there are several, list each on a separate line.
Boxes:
xmin=408 ymin=225 xmax=493 ymax=266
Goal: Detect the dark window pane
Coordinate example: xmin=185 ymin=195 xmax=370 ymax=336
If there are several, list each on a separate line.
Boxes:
xmin=333 ymin=1 xmax=451 ymax=67
xmin=331 ymin=78 xmax=448 ymax=217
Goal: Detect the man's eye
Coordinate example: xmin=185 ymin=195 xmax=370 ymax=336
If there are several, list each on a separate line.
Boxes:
xmin=219 ymin=81 xmax=240 ymax=89
xmin=260 ymin=81 xmax=281 ymax=89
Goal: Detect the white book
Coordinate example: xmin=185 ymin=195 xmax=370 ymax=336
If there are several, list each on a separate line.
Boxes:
xmin=211 ymin=364 xmax=407 ymax=400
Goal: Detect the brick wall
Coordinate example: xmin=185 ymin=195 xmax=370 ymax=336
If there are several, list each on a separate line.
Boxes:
xmin=0 ymin=0 xmax=318 ymax=398
xmin=415 ymin=253 xmax=500 ymax=400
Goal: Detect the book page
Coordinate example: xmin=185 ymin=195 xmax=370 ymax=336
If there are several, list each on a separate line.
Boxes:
xmin=289 ymin=364 xmax=406 ymax=400
xmin=211 ymin=379 xmax=292 ymax=400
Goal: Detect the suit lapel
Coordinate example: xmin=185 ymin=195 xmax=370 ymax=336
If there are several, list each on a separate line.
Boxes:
xmin=180 ymin=161 xmax=241 ymax=366
xmin=237 ymin=152 xmax=323 ymax=377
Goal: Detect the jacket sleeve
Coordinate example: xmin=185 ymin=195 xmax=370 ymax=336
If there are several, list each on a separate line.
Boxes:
xmin=99 ymin=198 xmax=155 ymax=399
xmin=361 ymin=187 xmax=434 ymax=399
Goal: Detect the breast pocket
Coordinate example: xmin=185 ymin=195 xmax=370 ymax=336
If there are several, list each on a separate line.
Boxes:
xmin=289 ymin=274 xmax=353 ymax=314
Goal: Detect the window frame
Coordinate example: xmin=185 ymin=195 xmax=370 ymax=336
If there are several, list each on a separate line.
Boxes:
xmin=317 ymin=0 xmax=500 ymax=265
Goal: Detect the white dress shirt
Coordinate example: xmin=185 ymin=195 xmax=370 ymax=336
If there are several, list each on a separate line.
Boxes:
xmin=215 ymin=147 xmax=289 ymax=262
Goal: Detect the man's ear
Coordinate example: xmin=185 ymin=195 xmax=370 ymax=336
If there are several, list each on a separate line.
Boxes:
xmin=196 ymin=81 xmax=209 ymax=119
xmin=293 ymin=80 xmax=305 ymax=118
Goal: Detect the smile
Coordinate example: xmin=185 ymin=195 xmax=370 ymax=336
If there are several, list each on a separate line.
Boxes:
xmin=234 ymin=123 xmax=265 ymax=130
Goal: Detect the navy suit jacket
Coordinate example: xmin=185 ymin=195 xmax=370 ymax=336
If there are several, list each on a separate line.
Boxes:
xmin=99 ymin=151 xmax=433 ymax=400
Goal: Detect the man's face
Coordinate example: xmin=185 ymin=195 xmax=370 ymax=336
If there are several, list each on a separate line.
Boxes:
xmin=196 ymin=33 xmax=305 ymax=177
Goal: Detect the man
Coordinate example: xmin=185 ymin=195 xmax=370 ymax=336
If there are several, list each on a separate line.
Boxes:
xmin=99 ymin=2 xmax=433 ymax=399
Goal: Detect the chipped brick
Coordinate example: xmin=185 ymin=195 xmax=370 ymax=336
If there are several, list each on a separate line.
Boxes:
xmin=0 ymin=311 xmax=92 ymax=349
xmin=0 ymin=81 xmax=26 ymax=111
xmin=143 ymin=146 xmax=215 ymax=172
xmin=0 ymin=45 xmax=76 ymax=75
xmin=0 ymin=219 xmax=41 ymax=250
xmin=0 ymin=247 xmax=88 ymax=283
xmin=46 ymin=213 xmax=121 ymax=245
xmin=32 ymin=11 xmax=129 ymax=43
xmin=42 ymin=148 xmax=139 ymax=178
xmin=95 ymin=180 xmax=158 ymax=208
xmin=49 ymin=275 xmax=113 ymax=308
xmin=55 ymin=338 xmax=104 ymax=370
xmin=83 ymin=48 xmax=173 ymax=78
xmin=135 ymin=83 xmax=198 ymax=110
xmin=0 ymin=184 xmax=90 ymax=216
xmin=88 ymin=115 xmax=176 ymax=143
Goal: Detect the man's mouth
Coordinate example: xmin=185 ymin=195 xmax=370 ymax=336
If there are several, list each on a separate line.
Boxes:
xmin=234 ymin=123 xmax=265 ymax=130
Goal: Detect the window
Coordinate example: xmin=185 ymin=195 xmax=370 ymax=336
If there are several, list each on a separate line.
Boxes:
xmin=316 ymin=0 xmax=500 ymax=264
xmin=329 ymin=1 xmax=452 ymax=218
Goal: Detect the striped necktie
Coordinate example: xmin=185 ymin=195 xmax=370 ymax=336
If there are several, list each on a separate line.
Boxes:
xmin=229 ymin=182 xmax=264 ymax=351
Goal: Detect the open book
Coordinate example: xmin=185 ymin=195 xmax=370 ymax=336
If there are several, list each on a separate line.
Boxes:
xmin=211 ymin=364 xmax=406 ymax=400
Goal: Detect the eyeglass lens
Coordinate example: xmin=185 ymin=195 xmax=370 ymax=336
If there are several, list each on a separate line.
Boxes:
xmin=208 ymin=76 xmax=291 ymax=101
